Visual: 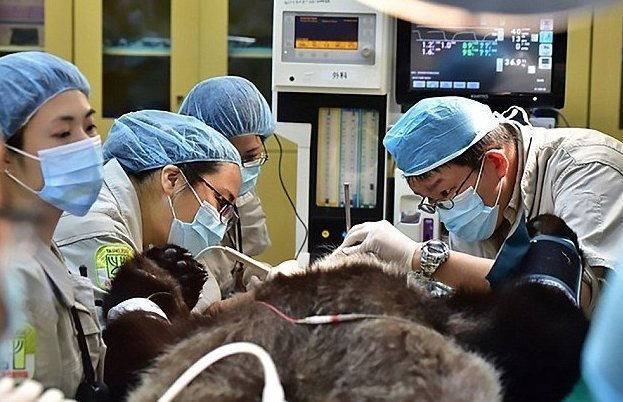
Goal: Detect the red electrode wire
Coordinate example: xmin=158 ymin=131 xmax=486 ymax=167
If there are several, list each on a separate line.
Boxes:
xmin=256 ymin=301 xmax=415 ymax=326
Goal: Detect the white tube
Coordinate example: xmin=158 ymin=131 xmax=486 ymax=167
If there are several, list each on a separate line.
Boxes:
xmin=157 ymin=342 xmax=286 ymax=402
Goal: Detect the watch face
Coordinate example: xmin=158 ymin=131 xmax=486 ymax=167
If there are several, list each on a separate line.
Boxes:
xmin=428 ymin=240 xmax=446 ymax=254
xmin=428 ymin=244 xmax=442 ymax=254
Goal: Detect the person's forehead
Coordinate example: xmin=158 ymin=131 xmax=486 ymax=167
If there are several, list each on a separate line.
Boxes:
xmin=230 ymin=134 xmax=261 ymax=152
xmin=30 ymin=90 xmax=91 ymax=122
xmin=407 ymin=165 xmax=462 ymax=194
xmin=200 ymin=163 xmax=241 ymax=200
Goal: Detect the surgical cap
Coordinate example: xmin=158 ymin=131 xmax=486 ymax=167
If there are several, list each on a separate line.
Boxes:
xmin=384 ymin=97 xmax=500 ymax=176
xmin=179 ymin=76 xmax=275 ymax=139
xmin=0 ymin=51 xmax=90 ymax=140
xmin=103 ymin=110 xmax=241 ymax=174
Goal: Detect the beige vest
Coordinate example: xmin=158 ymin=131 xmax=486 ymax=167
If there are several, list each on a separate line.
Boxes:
xmin=1 ymin=240 xmax=104 ymax=397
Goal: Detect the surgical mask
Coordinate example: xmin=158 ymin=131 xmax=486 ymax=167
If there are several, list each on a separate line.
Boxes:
xmin=5 ymin=136 xmax=104 ymax=216
xmin=167 ymin=178 xmax=228 ymax=256
xmin=240 ymin=166 xmax=261 ymax=195
xmin=438 ymin=157 xmax=503 ymax=242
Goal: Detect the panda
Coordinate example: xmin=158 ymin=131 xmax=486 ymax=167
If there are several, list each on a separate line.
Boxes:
xmin=103 ymin=215 xmax=589 ymax=402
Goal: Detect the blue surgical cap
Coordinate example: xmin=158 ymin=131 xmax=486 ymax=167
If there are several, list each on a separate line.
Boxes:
xmin=384 ymin=97 xmax=500 ymax=176
xmin=103 ymin=110 xmax=241 ymax=174
xmin=179 ymin=76 xmax=275 ymax=139
xmin=0 ymin=51 xmax=90 ymax=140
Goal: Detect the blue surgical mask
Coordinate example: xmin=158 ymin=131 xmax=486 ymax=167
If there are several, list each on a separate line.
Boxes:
xmin=167 ymin=178 xmax=228 ymax=256
xmin=239 ymin=166 xmax=261 ymax=195
xmin=437 ymin=158 xmax=503 ymax=242
xmin=5 ymin=136 xmax=104 ymax=216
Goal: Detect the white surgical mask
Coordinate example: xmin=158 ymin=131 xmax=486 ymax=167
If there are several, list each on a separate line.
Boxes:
xmin=167 ymin=175 xmax=228 ymax=256
xmin=239 ymin=166 xmax=261 ymax=195
xmin=438 ymin=157 xmax=503 ymax=242
xmin=5 ymin=136 xmax=104 ymax=216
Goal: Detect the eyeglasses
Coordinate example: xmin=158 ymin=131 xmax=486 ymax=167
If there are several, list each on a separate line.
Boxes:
xmin=418 ymin=166 xmax=477 ymax=214
xmin=199 ymin=178 xmax=238 ymax=223
xmin=241 ymin=142 xmax=268 ymax=168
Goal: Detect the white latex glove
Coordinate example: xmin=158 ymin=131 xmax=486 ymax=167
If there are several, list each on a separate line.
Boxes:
xmin=337 ymin=220 xmax=421 ymax=271
xmin=267 ymin=259 xmax=305 ymax=280
xmin=242 ymin=259 xmax=305 ymax=290
xmin=245 ymin=275 xmax=263 ymax=291
xmin=0 ymin=378 xmax=75 ymax=402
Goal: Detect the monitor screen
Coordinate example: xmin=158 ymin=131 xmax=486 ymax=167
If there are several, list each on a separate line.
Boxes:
xmin=294 ymin=15 xmax=359 ymax=50
xmin=395 ymin=16 xmax=567 ymax=110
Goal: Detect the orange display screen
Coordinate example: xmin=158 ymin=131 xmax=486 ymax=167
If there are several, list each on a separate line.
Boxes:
xmin=295 ymin=16 xmax=358 ymax=50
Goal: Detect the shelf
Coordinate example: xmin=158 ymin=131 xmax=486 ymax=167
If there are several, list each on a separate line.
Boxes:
xmin=102 ymin=46 xmax=170 ymax=57
xmin=0 ymin=45 xmax=44 ymax=52
xmin=228 ymin=46 xmax=272 ymax=59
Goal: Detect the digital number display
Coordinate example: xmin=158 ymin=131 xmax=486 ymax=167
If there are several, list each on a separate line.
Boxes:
xmin=409 ymin=18 xmax=555 ymax=94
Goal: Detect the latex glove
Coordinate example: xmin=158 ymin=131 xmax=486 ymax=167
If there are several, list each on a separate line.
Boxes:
xmin=245 ymin=275 xmax=263 ymax=291
xmin=267 ymin=259 xmax=305 ymax=280
xmin=337 ymin=220 xmax=421 ymax=271
xmin=192 ymin=272 xmax=222 ymax=314
xmin=0 ymin=378 xmax=75 ymax=402
xmin=204 ymin=291 xmax=255 ymax=316
xmin=241 ymin=259 xmax=306 ymax=290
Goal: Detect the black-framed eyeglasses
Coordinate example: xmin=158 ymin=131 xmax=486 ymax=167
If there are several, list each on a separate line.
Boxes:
xmin=418 ymin=166 xmax=477 ymax=214
xmin=241 ymin=142 xmax=268 ymax=168
xmin=200 ymin=178 xmax=238 ymax=223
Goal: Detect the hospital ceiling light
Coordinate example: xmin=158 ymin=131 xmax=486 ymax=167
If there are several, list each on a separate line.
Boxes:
xmin=356 ymin=0 xmax=617 ymax=30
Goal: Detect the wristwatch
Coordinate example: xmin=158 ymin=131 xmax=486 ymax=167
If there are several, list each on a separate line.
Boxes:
xmin=419 ymin=239 xmax=450 ymax=278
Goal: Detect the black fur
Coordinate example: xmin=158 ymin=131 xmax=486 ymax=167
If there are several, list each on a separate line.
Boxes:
xmin=102 ymin=244 xmax=208 ymax=400
xmin=110 ymin=258 xmax=587 ymax=402
xmin=104 ymin=216 xmax=589 ymax=402
xmin=102 ymin=244 xmax=207 ymax=320
xmin=527 ymin=214 xmax=580 ymax=247
xmin=449 ymin=283 xmax=588 ymax=402
xmin=128 ymin=259 xmax=504 ymax=402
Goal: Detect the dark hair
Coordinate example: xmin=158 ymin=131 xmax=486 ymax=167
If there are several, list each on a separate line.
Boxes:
xmin=131 ymin=161 xmax=223 ymax=186
xmin=5 ymin=127 xmax=25 ymax=150
xmin=408 ymin=123 xmax=518 ymax=183
xmin=176 ymin=161 xmax=222 ymax=186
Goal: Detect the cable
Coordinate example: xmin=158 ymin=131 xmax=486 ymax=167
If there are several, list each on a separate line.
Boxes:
xmin=225 ymin=206 xmax=243 ymax=254
xmin=235 ymin=208 xmax=243 ymax=254
xmin=257 ymin=300 xmax=421 ymax=327
xmin=273 ymin=134 xmax=309 ymax=259
xmin=225 ymin=209 xmax=245 ymax=291
xmin=557 ymin=110 xmax=571 ymax=128
xmin=157 ymin=342 xmax=285 ymax=402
